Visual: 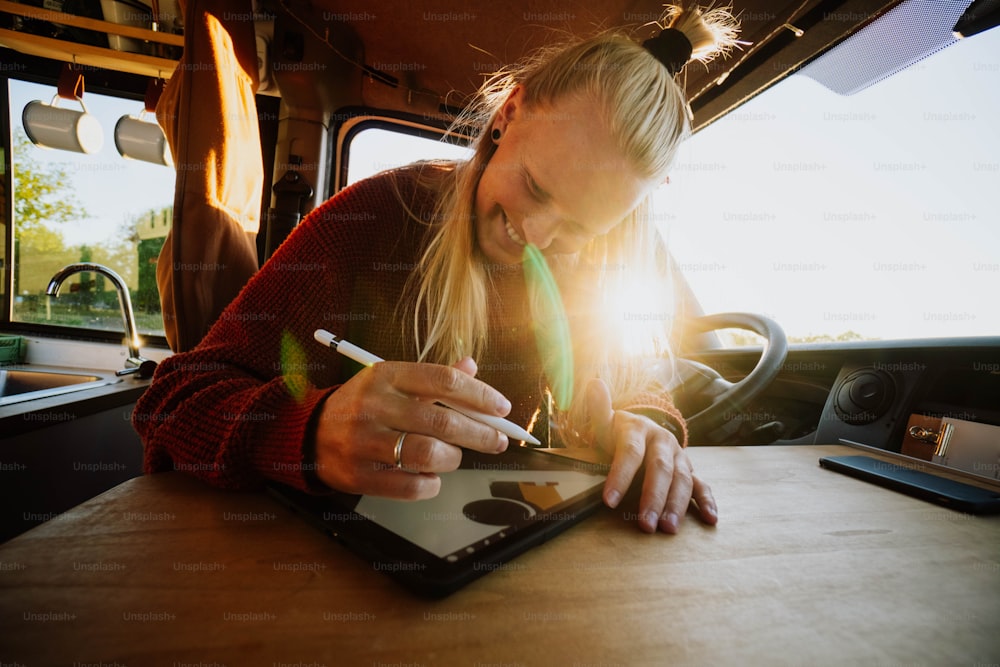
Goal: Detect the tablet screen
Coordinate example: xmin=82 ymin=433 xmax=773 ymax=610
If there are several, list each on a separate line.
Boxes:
xmin=355 ymin=467 xmax=607 ymax=561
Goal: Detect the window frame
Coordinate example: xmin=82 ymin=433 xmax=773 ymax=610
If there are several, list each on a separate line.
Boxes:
xmin=330 ymin=107 xmax=470 ymax=195
xmin=1 ymin=58 xmax=170 ymax=350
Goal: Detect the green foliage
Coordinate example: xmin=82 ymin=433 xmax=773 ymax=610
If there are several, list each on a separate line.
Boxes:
xmin=789 ymin=331 xmax=871 ymax=344
xmin=10 ymin=128 xmax=170 ymax=335
xmin=720 ymin=329 xmax=875 ymax=347
xmin=11 ymin=129 xmax=89 ymax=236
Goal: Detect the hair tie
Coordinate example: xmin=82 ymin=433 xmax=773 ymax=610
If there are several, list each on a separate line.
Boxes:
xmin=643 ymin=28 xmax=693 ymax=76
xmin=641 ymin=5 xmax=743 ymax=76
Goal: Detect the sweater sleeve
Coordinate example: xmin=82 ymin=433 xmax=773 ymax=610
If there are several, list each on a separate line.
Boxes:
xmin=133 ymin=173 xmax=409 ymax=491
xmin=623 ymin=392 xmax=689 ymax=447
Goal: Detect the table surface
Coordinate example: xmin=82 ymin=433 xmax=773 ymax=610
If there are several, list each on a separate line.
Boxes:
xmin=1 ymin=444 xmax=998 ymax=666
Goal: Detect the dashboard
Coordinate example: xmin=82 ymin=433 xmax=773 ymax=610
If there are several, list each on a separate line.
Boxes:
xmin=689 ymin=337 xmax=1000 ymax=471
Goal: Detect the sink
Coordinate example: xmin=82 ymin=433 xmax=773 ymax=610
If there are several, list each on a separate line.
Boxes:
xmin=0 ymin=366 xmax=122 ymax=406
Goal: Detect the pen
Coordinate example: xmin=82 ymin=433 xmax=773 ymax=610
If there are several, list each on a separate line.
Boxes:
xmin=314 ymin=329 xmax=541 ymax=446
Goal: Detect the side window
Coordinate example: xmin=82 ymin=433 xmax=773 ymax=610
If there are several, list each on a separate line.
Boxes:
xmin=6 ymin=78 xmax=174 ymax=338
xmin=344 ymin=125 xmax=471 ymax=187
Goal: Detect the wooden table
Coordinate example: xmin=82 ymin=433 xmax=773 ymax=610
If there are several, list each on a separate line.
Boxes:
xmin=1 ymin=444 xmax=997 ymax=665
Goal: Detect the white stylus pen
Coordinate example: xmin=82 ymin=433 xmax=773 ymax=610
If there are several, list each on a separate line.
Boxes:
xmin=314 ymin=329 xmax=541 ymax=445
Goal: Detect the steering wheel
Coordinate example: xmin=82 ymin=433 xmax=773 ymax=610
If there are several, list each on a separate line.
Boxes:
xmin=672 ymin=313 xmax=788 ymax=444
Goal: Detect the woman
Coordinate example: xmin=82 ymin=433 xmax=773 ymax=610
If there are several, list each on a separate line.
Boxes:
xmin=134 ymin=6 xmax=739 ymax=534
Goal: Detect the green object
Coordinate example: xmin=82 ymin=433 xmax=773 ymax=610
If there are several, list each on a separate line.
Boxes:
xmin=522 ymin=244 xmax=573 ymax=411
xmin=0 ymin=335 xmax=26 ymax=365
xmin=279 ymin=330 xmax=309 ymax=402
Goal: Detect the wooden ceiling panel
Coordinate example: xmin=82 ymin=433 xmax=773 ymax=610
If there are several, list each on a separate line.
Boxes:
xmin=271 ymin=0 xmax=900 ymax=127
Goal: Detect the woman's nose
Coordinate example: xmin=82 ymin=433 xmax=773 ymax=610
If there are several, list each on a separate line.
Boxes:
xmin=521 ymin=214 xmax=561 ymax=250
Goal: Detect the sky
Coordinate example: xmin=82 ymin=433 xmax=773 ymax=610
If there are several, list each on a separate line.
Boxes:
xmin=657 ymin=25 xmax=1000 ymax=341
xmin=9 ymin=21 xmax=999 ymax=343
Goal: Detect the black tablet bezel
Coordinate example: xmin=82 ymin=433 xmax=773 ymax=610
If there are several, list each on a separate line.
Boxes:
xmin=267 ymin=446 xmax=610 ymax=597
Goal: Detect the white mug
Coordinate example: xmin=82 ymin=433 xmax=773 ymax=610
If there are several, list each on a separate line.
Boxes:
xmin=22 ymin=99 xmax=104 ymax=154
xmin=114 ymin=115 xmax=173 ymax=167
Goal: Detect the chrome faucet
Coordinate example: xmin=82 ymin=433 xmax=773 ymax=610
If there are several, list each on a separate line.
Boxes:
xmin=46 ymin=263 xmax=158 ymax=379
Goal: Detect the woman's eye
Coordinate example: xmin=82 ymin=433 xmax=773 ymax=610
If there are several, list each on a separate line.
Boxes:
xmin=522 ymin=171 xmax=545 ymax=202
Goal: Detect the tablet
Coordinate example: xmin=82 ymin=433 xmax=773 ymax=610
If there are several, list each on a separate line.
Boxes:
xmin=267 ymin=446 xmax=610 ymax=597
xmin=818 ymin=454 xmax=1000 ymax=515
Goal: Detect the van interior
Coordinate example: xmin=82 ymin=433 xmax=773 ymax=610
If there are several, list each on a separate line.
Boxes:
xmin=0 ymin=0 xmax=997 ymax=661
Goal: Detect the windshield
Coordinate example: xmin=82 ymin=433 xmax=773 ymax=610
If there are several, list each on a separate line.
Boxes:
xmin=656 ymin=27 xmax=999 ymax=345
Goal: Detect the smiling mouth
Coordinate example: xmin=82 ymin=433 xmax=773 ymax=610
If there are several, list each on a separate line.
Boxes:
xmin=503 ymin=212 xmax=526 ymax=247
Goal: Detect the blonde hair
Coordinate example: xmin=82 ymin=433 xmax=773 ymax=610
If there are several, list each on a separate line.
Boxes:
xmin=403 ymin=6 xmax=737 ymax=439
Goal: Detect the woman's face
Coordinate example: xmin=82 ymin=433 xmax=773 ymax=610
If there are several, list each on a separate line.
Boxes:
xmin=474 ymin=87 xmax=655 ymax=265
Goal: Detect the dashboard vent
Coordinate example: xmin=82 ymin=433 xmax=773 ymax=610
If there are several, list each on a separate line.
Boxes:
xmin=834 ymin=368 xmax=896 ymax=424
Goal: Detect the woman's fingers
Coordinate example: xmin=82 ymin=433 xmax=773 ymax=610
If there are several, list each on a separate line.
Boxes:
xmin=314 ymin=358 xmax=517 ymax=499
xmin=601 ymin=418 xmax=646 ymax=511
xmin=345 ymin=466 xmax=443 ymax=500
xmin=653 ymin=447 xmax=692 ymax=534
xmin=586 ymin=379 xmax=640 ymax=511
xmin=373 ymin=362 xmax=510 ymax=454
xmin=690 ymin=474 xmax=719 ymax=525
xmin=377 ymin=361 xmax=511 ymax=417
xmin=391 ymin=432 xmax=463 ymax=474
xmin=450 ymin=355 xmax=478 ymax=377
xmin=589 ymin=405 xmax=719 ymax=534
xmin=337 ymin=361 xmax=510 ymax=454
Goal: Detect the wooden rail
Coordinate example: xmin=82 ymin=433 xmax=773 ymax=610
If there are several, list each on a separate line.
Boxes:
xmin=0 ymin=0 xmax=182 ymax=79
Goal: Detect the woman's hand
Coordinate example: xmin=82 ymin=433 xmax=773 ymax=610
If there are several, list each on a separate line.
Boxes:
xmin=586 ymin=378 xmax=718 ymax=534
xmin=313 ymin=357 xmax=510 ymax=499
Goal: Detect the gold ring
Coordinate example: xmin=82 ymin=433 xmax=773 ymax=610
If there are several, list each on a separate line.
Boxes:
xmin=393 ymin=432 xmax=407 ymax=470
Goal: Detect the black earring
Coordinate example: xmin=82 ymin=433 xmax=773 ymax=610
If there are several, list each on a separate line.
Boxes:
xmin=491 ymin=128 xmax=501 ymax=142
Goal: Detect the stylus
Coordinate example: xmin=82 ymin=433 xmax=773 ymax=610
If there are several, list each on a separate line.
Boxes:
xmin=314 ymin=328 xmax=541 ymax=445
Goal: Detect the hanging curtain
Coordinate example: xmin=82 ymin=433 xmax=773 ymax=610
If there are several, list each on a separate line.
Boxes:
xmin=155 ymin=0 xmax=263 ymax=351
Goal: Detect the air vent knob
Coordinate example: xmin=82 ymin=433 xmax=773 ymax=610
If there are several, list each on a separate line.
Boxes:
xmin=835 ymin=369 xmax=895 ymax=424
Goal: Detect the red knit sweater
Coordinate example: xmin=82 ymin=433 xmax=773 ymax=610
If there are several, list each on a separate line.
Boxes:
xmin=133 ymin=166 xmax=685 ymax=492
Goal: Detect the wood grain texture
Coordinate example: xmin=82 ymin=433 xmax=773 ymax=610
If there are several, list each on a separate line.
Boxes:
xmin=0 ymin=28 xmax=178 ymax=79
xmin=1 ymin=444 xmax=997 ymax=666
